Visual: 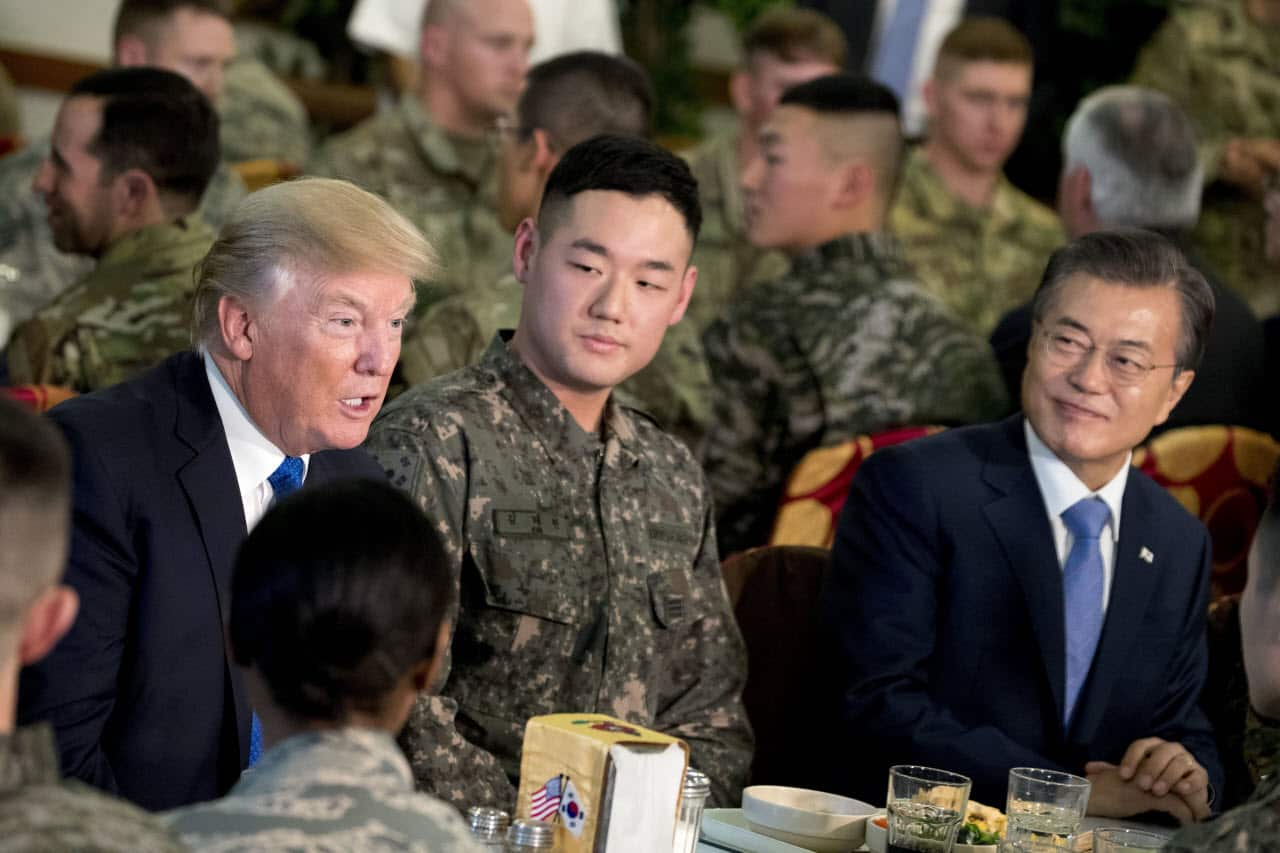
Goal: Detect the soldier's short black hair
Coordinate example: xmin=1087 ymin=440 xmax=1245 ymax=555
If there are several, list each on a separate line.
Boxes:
xmin=537 ymin=134 xmax=701 ymax=241
xmin=1031 ymin=228 xmax=1215 ymax=372
xmin=229 ymin=479 xmax=455 ymax=723
xmin=113 ymin=0 xmax=231 ymax=45
xmin=69 ymin=67 xmax=219 ymax=211
xmin=517 ymin=51 xmax=654 ymax=151
xmin=779 ymin=72 xmax=900 ymax=118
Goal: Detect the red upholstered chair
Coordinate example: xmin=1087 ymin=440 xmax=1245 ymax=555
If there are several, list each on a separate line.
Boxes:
xmin=2 ymin=384 xmax=76 ymax=413
xmin=721 ymin=545 xmax=836 ymax=787
xmin=1133 ymin=425 xmax=1280 ymax=599
xmin=769 ymin=425 xmax=945 ymax=549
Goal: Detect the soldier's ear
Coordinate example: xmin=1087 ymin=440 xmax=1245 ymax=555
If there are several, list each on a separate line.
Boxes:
xmin=512 ymin=218 xmax=540 ymax=283
xmin=728 ymin=69 xmax=753 ymax=116
xmin=833 ymin=162 xmax=874 ymax=211
xmin=113 ymin=168 xmax=156 ymax=221
xmin=115 ymin=34 xmax=147 ymax=67
xmin=419 ymin=24 xmax=448 ymax=70
xmin=19 ymin=585 xmax=79 ymax=667
xmin=531 ymin=129 xmax=556 ymax=175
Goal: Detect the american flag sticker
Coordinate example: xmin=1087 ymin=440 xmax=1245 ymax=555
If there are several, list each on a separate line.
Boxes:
xmin=530 ymin=774 xmax=564 ymax=821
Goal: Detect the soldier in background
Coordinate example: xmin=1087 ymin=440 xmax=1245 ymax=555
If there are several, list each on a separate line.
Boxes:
xmin=365 ymin=135 xmax=752 ymax=811
xmin=683 ymin=7 xmax=846 ymax=334
xmin=0 ymin=397 xmax=183 ymax=850
xmin=890 ymin=16 xmax=1064 ymax=336
xmin=0 ymin=0 xmax=247 ymax=349
xmin=310 ymin=0 xmax=534 ymax=310
xmin=1168 ymin=463 xmax=1280 ymax=850
xmin=1131 ymin=0 xmax=1280 ymax=316
xmin=702 ymin=74 xmax=1007 ymax=557
xmin=5 ymin=68 xmax=219 ymax=392
xmin=399 ymin=51 xmax=712 ymax=449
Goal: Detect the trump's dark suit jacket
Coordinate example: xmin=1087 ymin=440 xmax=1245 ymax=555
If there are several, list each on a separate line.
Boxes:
xmin=825 ymin=416 xmax=1222 ymax=805
xmin=17 ymin=351 xmax=383 ymax=811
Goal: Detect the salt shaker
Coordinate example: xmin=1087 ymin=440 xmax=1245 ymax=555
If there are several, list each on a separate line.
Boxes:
xmin=506 ymin=818 xmax=554 ymax=852
xmin=466 ymin=806 xmax=509 ymax=850
xmin=672 ymin=768 xmax=711 ymax=853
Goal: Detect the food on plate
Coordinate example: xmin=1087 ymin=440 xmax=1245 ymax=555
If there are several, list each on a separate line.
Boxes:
xmin=956 ymin=800 xmax=1006 ymax=844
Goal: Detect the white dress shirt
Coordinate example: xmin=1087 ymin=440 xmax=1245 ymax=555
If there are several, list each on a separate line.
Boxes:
xmin=346 ymin=0 xmax=622 ymax=66
xmin=204 ymin=354 xmax=310 ymax=531
xmin=870 ymin=0 xmax=965 ymax=137
xmin=1024 ymin=419 xmax=1130 ymax=613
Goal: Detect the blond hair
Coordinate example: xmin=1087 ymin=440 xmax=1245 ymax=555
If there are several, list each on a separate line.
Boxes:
xmin=191 ymin=178 xmax=436 ymax=348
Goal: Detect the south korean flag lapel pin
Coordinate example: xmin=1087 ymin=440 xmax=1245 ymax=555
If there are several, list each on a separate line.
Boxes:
xmin=1139 ymin=546 xmax=1155 ymax=565
xmin=558 ymin=776 xmax=587 ymax=837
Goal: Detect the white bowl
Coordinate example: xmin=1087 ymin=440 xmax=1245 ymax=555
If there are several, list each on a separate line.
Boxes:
xmin=865 ymin=813 xmax=998 ymax=853
xmin=742 ymin=785 xmax=876 ymax=853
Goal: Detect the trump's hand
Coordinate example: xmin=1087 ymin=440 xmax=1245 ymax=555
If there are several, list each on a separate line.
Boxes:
xmin=1083 ymin=763 xmax=1198 ymax=825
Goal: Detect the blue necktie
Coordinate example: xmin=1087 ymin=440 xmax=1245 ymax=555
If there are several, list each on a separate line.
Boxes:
xmin=1061 ymin=496 xmax=1110 ymax=726
xmin=247 ymin=456 xmax=304 ymax=767
xmin=871 ymin=0 xmax=928 ymax=103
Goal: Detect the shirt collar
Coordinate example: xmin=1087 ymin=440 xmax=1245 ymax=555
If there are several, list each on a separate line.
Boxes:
xmin=0 ymin=724 xmax=61 ymax=794
xmin=231 ymin=728 xmax=413 ymax=796
xmin=790 ymin=232 xmax=906 ymax=277
xmin=204 ymin=353 xmax=310 ymax=504
xmin=1025 ymin=418 xmax=1128 ymax=542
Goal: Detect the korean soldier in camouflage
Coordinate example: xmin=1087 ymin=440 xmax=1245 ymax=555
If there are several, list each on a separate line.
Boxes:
xmin=683 ymin=7 xmax=845 ymax=335
xmin=0 ymin=0 xmax=247 ymax=349
xmin=1168 ymin=463 xmax=1280 ymax=851
xmin=310 ymin=0 xmax=534 ymax=312
xmin=703 ymin=75 xmax=1008 ymax=556
xmin=366 ymin=135 xmax=753 ymax=810
xmin=1131 ymin=0 xmax=1280 ymax=316
xmin=164 ymin=480 xmax=482 ymax=852
xmin=0 ymin=397 xmax=182 ymax=851
xmin=5 ymin=68 xmax=219 ymax=393
xmin=890 ymin=17 xmax=1065 ymax=337
xmin=401 ymin=51 xmax=713 ymax=449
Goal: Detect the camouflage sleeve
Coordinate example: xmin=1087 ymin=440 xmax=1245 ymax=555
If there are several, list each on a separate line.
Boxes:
xmin=894 ymin=289 xmax=1010 ymax=425
xmin=364 ymin=417 xmax=517 ymax=811
xmin=654 ymin=483 xmax=754 ymax=807
xmin=1130 ymin=14 xmax=1226 ymax=182
xmin=699 ymin=313 xmax=793 ymax=556
xmin=219 ymin=58 xmax=311 ymax=166
xmin=398 ymin=300 xmax=487 ymax=388
xmin=1244 ymin=706 xmax=1280 ymax=786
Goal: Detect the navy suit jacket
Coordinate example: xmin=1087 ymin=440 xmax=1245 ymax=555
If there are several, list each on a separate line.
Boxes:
xmin=825 ymin=416 xmax=1222 ymax=806
xmin=17 ymin=351 xmax=384 ymax=811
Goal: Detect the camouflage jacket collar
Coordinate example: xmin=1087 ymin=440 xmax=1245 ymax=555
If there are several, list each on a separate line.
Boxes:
xmin=790 ymin=231 xmax=907 ymax=278
xmin=397 ymin=93 xmax=492 ymax=187
xmin=902 ymin=145 xmax=1025 ymax=233
xmin=231 ymin=728 xmax=413 ymax=797
xmin=479 ymin=332 xmax=643 ymax=467
xmin=0 ymin=724 xmax=60 ymax=794
xmin=97 ymin=216 xmax=216 ymax=278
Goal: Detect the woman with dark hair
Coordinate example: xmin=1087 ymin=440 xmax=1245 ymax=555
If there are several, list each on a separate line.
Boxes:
xmin=163 ymin=478 xmax=482 ymax=851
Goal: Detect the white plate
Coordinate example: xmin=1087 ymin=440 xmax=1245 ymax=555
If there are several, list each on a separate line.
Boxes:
xmin=701 ymin=808 xmax=817 ymax=853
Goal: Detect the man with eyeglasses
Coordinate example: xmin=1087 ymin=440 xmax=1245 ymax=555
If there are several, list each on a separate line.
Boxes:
xmin=825 ymin=228 xmax=1222 ymax=825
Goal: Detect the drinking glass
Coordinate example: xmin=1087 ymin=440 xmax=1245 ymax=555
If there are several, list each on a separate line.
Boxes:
xmin=1093 ymin=828 xmax=1168 ymax=852
xmin=1005 ymin=768 xmax=1091 ymax=843
xmin=1000 ymin=839 xmax=1079 ymax=852
xmin=886 ymin=765 xmax=972 ymax=853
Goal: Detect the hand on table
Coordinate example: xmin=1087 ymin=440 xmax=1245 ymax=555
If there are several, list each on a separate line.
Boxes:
xmin=1083 ymin=763 xmax=1198 ymax=825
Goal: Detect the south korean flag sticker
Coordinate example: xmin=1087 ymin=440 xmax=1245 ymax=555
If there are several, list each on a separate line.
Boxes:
xmin=558 ymin=777 xmax=587 ymax=837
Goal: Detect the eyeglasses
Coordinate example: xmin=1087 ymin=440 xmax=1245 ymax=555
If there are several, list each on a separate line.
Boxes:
xmin=1037 ymin=325 xmax=1179 ymax=387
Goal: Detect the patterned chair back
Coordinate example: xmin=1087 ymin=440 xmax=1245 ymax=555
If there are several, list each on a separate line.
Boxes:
xmin=770 ymin=425 xmax=945 ymax=549
xmin=1133 ymin=425 xmax=1280 ymax=598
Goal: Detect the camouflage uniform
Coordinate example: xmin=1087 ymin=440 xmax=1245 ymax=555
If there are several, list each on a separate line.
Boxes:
xmin=684 ymin=129 xmax=789 ymax=334
xmin=163 ymin=728 xmax=483 ymax=852
xmin=309 ymin=94 xmax=511 ymax=312
xmin=0 ymin=143 xmax=245 ymax=348
xmin=1165 ymin=771 xmax=1280 ymax=851
xmin=0 ymin=723 xmax=183 ymax=852
xmin=1131 ymin=0 xmax=1280 ymax=315
xmin=6 ymin=216 xmax=215 ymax=392
xmin=233 ymin=21 xmax=328 ymax=81
xmin=701 ymin=232 xmax=1010 ymax=555
xmin=890 ymin=146 xmax=1065 ymax=336
xmin=220 ymin=56 xmax=312 ymax=166
xmin=399 ymin=274 xmax=715 ymax=450
xmin=365 ymin=335 xmax=753 ymax=810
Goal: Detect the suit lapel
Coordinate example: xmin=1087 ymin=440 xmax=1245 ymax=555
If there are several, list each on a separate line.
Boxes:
xmin=981 ymin=417 xmax=1068 ymax=722
xmin=1070 ymin=481 xmax=1160 ymax=741
xmin=171 ymin=354 xmax=251 ymax=751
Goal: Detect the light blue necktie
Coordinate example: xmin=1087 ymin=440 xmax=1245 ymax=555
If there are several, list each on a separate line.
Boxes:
xmin=247 ymin=456 xmax=304 ymax=767
xmin=1061 ymin=496 xmax=1110 ymax=726
xmin=871 ymin=0 xmax=928 ymax=103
